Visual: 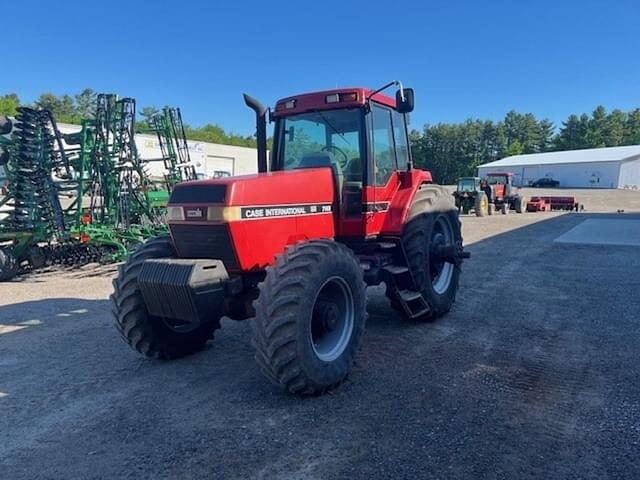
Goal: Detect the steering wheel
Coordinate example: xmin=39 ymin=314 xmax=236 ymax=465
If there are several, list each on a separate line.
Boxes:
xmin=322 ymin=145 xmax=349 ymax=167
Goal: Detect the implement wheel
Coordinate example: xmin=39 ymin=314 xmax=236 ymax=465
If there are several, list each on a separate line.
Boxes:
xmin=253 ymin=239 xmax=366 ymax=395
xmin=110 ymin=235 xmax=220 ymax=359
xmin=27 ymin=246 xmax=47 ymax=269
xmin=0 ymin=249 xmax=18 ymax=281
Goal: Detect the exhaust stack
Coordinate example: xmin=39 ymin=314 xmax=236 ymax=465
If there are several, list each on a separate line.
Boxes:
xmin=243 ymin=94 xmax=268 ymax=173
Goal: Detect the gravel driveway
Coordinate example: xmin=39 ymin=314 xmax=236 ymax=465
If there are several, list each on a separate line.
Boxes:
xmin=1 ymin=195 xmax=639 ymax=479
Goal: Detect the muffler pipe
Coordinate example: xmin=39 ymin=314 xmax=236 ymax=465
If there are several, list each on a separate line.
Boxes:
xmin=243 ymin=94 xmax=268 ymax=173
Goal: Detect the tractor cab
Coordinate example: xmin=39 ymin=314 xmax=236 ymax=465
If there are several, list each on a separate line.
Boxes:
xmin=456 ymin=177 xmax=481 ymax=193
xmin=246 ymin=82 xmax=427 ymax=238
xmin=485 ymin=172 xmax=514 ymax=200
xmin=483 ymin=172 xmax=526 ymax=214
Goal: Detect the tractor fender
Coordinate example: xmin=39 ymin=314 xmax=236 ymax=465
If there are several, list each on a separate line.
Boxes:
xmin=406 ymin=184 xmax=457 ymax=222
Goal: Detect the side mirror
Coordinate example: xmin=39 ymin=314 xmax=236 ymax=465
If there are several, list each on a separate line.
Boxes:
xmin=396 ymin=88 xmax=414 ymax=113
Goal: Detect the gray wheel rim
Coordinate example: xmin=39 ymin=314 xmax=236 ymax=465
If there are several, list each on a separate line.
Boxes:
xmin=430 ymin=216 xmax=455 ymax=295
xmin=310 ymin=276 xmax=354 ymax=362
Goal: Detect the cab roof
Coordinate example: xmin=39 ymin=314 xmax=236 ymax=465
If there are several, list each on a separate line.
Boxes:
xmin=273 ymin=87 xmax=396 ymax=117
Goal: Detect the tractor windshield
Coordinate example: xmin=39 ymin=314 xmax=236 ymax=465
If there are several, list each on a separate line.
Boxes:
xmin=457 ymin=178 xmax=478 ymax=192
xmin=277 ymin=109 xmax=363 ymax=181
xmin=486 ymin=175 xmax=508 ymax=185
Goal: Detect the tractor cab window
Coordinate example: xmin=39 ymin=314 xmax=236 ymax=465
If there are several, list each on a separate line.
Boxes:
xmin=392 ymin=111 xmax=409 ymax=170
xmin=486 ymin=175 xmax=507 ymax=185
xmin=370 ymin=105 xmax=397 ymax=186
xmin=458 ymin=178 xmax=478 ymax=192
xmin=278 ymin=109 xmax=363 ymax=179
xmin=277 ymin=109 xmax=364 ymax=217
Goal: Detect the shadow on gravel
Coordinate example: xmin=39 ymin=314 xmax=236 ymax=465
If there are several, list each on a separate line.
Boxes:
xmin=0 ymin=298 xmax=109 ymax=332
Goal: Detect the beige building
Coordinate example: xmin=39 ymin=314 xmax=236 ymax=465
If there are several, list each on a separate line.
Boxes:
xmin=55 ymin=123 xmax=259 ymax=180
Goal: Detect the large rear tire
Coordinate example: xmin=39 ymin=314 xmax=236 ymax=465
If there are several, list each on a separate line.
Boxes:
xmin=515 ymin=196 xmax=526 ymax=213
xmin=110 ymin=235 xmax=220 ymax=359
xmin=253 ymin=239 xmax=367 ymax=395
xmin=387 ymin=185 xmax=463 ymax=321
xmin=475 ymin=191 xmax=489 ymax=217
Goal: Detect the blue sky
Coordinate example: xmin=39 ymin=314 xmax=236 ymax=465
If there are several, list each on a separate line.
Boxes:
xmin=2 ymin=0 xmax=638 ymax=135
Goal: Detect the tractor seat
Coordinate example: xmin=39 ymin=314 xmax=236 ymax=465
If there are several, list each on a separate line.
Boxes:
xmin=344 ymin=157 xmax=362 ymax=183
xmin=297 ymin=152 xmax=344 ymax=193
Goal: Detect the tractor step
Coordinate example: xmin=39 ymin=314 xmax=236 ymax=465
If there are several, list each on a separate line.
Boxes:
xmin=376 ymin=242 xmax=397 ymax=250
xmin=397 ymin=289 xmax=430 ymax=318
xmin=399 ymin=289 xmax=422 ymax=302
xmin=383 ymin=265 xmax=409 ymax=275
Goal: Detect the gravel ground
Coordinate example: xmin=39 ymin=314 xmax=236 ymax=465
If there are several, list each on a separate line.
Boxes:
xmin=1 ymin=189 xmax=639 ymax=479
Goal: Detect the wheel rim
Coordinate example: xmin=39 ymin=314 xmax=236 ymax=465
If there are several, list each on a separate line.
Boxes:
xmin=310 ymin=276 xmax=354 ymax=362
xmin=429 ymin=216 xmax=455 ymax=295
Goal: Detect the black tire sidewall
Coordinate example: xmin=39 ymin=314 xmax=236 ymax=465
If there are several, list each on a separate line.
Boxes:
xmin=421 ymin=211 xmax=461 ymax=314
xmin=0 ymin=249 xmax=19 ymax=281
xmin=294 ymin=252 xmax=366 ymax=387
xmin=404 ymin=211 xmax=461 ymax=318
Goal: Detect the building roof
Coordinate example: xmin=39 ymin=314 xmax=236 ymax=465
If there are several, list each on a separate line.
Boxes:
xmin=479 ymin=145 xmax=640 ymax=168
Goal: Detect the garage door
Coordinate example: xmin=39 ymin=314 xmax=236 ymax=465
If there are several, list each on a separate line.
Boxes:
xmin=522 ymin=166 xmax=539 ymax=186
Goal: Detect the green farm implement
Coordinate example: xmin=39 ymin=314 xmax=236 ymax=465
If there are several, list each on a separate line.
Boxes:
xmin=0 ymin=93 xmax=182 ymax=281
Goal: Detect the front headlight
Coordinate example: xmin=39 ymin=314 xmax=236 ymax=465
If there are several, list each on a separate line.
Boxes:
xmin=167 ymin=206 xmax=185 ymax=221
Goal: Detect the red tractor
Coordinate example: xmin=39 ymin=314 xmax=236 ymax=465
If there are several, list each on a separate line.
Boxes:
xmin=485 ymin=172 xmax=526 ymax=214
xmin=111 ymin=81 xmax=469 ymax=395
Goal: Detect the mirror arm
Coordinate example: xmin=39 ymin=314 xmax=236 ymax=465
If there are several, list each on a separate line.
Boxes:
xmin=367 ymin=80 xmax=402 ymax=100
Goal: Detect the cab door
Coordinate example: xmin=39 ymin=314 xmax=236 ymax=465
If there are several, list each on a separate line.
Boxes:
xmin=364 ymin=103 xmax=406 ymax=237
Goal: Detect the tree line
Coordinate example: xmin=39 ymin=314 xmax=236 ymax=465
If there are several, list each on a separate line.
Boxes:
xmin=410 ymin=106 xmax=640 ymax=183
xmin=2 ymin=90 xmax=639 ymax=182
xmin=0 ymin=89 xmax=256 ymax=148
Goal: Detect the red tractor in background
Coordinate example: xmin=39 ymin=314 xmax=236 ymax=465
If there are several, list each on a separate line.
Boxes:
xmin=485 ymin=172 xmax=526 ymax=214
xmin=111 ymin=81 xmax=469 ymax=395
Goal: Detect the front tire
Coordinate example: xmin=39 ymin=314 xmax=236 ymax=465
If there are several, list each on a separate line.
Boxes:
xmin=110 ymin=235 xmax=220 ymax=359
xmin=253 ymin=240 xmax=367 ymax=395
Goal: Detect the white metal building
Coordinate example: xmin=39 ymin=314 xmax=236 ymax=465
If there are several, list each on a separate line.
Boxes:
xmin=56 ymin=123 xmax=258 ymax=180
xmin=478 ymin=145 xmax=640 ymax=189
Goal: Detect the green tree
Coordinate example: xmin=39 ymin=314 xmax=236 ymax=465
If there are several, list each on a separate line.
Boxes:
xmin=604 ymin=109 xmax=625 ymax=146
xmin=75 ymin=88 xmax=97 ymax=119
xmin=0 ymin=93 xmax=20 ymax=116
xmin=586 ymin=105 xmax=607 ymax=147
xmin=34 ymin=92 xmax=79 ymax=123
xmin=505 ymin=139 xmax=524 ymax=156
xmin=624 ymin=109 xmax=640 ymax=145
xmin=140 ymin=106 xmax=160 ymax=122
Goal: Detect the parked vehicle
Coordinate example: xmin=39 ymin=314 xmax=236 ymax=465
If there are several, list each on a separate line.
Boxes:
xmin=111 ymin=82 xmax=470 ymax=396
xmin=453 ymin=177 xmax=490 ymax=216
xmin=530 ymin=177 xmax=560 ymax=188
xmin=485 ymin=173 xmax=526 ymax=214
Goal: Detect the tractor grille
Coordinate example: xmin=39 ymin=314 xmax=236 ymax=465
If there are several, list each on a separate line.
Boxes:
xmin=169 ymin=184 xmax=226 ymax=204
xmin=169 ymin=223 xmax=239 ymax=270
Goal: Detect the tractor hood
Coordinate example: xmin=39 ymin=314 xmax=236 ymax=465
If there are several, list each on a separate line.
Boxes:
xmin=168 ymin=168 xmax=336 ymax=217
xmin=166 ymin=168 xmax=337 ymax=271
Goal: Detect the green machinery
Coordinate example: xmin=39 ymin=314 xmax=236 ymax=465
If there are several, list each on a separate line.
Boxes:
xmin=63 ymin=94 xmax=167 ymax=262
xmin=150 ymin=106 xmax=197 ymax=193
xmin=0 ymin=93 xmax=184 ymax=281
xmin=0 ymin=107 xmax=82 ymax=280
xmin=452 ymin=176 xmax=490 ymax=217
